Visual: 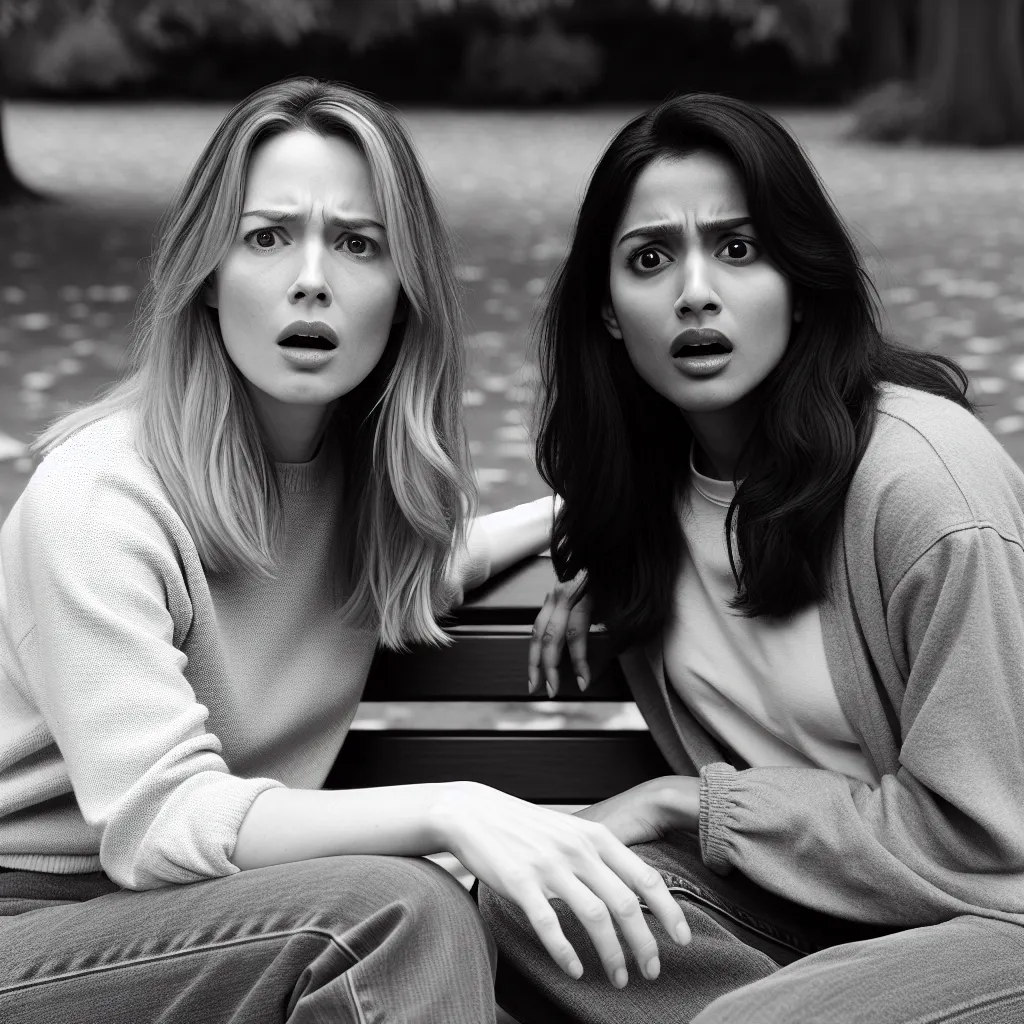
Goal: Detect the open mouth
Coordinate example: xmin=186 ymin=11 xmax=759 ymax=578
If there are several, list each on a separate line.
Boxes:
xmin=671 ymin=329 xmax=733 ymax=359
xmin=278 ymin=334 xmax=336 ymax=350
xmin=276 ymin=320 xmax=339 ymax=351
xmin=674 ymin=341 xmax=729 ymax=357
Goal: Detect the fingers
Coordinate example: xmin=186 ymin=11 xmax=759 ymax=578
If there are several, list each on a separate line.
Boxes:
xmin=565 ymin=595 xmax=593 ymax=691
xmin=547 ymin=872 xmax=636 ymax=988
xmin=518 ymin=888 xmax=585 ymax=980
xmin=536 ymin=582 xmax=591 ymax=697
xmin=529 ymin=586 xmax=571 ymax=697
xmin=572 ymin=870 xmax=665 ymax=985
xmin=538 ymin=588 xmax=575 ymax=697
xmin=601 ymin=844 xmax=692 ymax=949
xmin=528 ymin=593 xmax=557 ymax=695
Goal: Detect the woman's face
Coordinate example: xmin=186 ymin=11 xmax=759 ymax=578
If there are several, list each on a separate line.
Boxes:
xmin=605 ymin=150 xmax=792 ymax=430
xmin=207 ymin=128 xmax=402 ymax=442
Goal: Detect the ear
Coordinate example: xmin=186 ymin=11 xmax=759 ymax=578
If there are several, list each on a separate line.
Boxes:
xmin=601 ymin=299 xmax=623 ymax=339
xmin=202 ymin=274 xmax=219 ymax=310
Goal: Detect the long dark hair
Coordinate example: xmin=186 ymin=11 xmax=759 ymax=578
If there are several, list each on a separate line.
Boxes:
xmin=534 ymin=93 xmax=973 ymax=649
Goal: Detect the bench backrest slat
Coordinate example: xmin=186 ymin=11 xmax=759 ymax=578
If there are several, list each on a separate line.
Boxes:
xmin=327 ymin=730 xmax=670 ymax=804
xmin=364 ymin=627 xmax=631 ymax=701
xmin=329 ymin=556 xmax=669 ymax=805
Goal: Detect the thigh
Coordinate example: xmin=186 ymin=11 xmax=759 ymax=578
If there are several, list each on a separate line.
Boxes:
xmin=694 ymin=915 xmax=1024 ymax=1024
xmin=633 ymin=837 xmax=895 ymax=966
xmin=483 ymin=835 xmax=785 ymax=1024
xmin=484 ymin=834 xmax=905 ymax=1024
xmin=0 ymin=854 xmax=494 ymax=1024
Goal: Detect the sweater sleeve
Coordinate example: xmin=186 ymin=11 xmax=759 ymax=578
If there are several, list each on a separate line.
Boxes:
xmin=444 ymin=495 xmax=561 ymax=607
xmin=442 ymin=515 xmax=494 ymax=609
xmin=698 ymin=526 xmax=1024 ymax=925
xmin=15 ymin=463 xmax=284 ymax=890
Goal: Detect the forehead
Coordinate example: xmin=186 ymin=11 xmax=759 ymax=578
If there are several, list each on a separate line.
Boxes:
xmin=620 ymin=151 xmax=747 ymax=227
xmin=243 ymin=128 xmax=375 ymax=206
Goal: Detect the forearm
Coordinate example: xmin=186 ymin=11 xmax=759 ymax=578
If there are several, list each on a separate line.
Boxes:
xmin=473 ymin=494 xmax=559 ymax=579
xmin=575 ymin=775 xmax=699 ymax=847
xmin=231 ymin=783 xmax=457 ymax=870
xmin=648 ymin=775 xmax=701 ymax=832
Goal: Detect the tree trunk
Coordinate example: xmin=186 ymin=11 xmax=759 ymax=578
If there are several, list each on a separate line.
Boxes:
xmin=0 ymin=101 xmax=39 ymax=204
xmin=917 ymin=0 xmax=1024 ymax=144
xmin=852 ymin=0 xmax=911 ymax=86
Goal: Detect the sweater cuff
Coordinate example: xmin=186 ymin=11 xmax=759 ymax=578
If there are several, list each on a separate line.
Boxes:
xmin=126 ymin=773 xmax=285 ymax=890
xmin=699 ymin=761 xmax=738 ymax=875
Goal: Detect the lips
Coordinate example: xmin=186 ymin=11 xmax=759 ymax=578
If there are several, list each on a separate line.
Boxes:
xmin=276 ymin=320 xmax=338 ymax=350
xmin=670 ymin=328 xmax=733 ymax=358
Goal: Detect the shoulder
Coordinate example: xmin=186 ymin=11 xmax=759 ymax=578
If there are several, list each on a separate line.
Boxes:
xmin=847 ymin=384 xmax=1024 ymax=577
xmin=13 ymin=410 xmax=186 ymax=549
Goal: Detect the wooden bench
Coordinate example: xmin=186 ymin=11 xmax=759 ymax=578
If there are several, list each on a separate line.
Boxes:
xmin=326 ymin=556 xmax=673 ymax=1022
xmin=326 ymin=554 xmax=671 ymax=803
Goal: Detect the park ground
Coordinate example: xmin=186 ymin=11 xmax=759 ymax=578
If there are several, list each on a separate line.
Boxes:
xmin=1 ymin=102 xmax=1023 ymax=735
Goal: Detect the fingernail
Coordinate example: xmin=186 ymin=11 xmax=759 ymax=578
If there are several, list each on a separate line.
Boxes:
xmin=528 ymin=675 xmax=537 ymax=694
xmin=676 ymin=922 xmax=691 ymax=945
xmin=546 ymin=679 xmax=555 ymax=699
xmin=576 ymin=674 xmax=588 ymax=692
xmin=645 ymin=956 xmax=660 ymax=980
xmin=567 ymin=958 xmax=583 ymax=979
xmin=613 ymin=967 xmax=628 ymax=989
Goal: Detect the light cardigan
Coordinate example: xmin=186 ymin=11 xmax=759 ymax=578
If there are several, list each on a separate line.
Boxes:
xmin=620 ymin=384 xmax=1024 ymax=928
xmin=0 ymin=410 xmax=494 ymax=889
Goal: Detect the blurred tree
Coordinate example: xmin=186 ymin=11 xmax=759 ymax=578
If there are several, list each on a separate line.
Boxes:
xmin=849 ymin=0 xmax=912 ymax=86
xmin=916 ymin=0 xmax=1024 ymax=144
xmin=661 ymin=0 xmax=1024 ymax=144
xmin=0 ymin=0 xmax=330 ymax=205
xmin=0 ymin=0 xmax=43 ymax=201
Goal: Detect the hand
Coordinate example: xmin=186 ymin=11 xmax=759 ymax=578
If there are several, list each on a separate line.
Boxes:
xmin=433 ymin=781 xmax=691 ymax=987
xmin=528 ymin=570 xmax=592 ymax=697
xmin=575 ymin=777 xmax=701 ymax=848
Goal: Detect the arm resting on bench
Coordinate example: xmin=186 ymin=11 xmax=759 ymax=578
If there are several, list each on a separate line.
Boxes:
xmin=458 ymin=495 xmax=561 ymax=595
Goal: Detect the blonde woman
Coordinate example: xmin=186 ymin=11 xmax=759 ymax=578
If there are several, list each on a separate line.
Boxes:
xmin=0 ymin=78 xmax=688 ymax=1022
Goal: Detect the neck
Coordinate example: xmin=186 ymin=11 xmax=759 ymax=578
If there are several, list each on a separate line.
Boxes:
xmin=684 ymin=399 xmax=758 ymax=482
xmin=247 ymin=386 xmax=335 ymax=464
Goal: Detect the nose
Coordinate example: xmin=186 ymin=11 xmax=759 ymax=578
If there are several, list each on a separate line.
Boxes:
xmin=288 ymin=241 xmax=332 ymax=307
xmin=673 ymin=252 xmax=721 ymax=320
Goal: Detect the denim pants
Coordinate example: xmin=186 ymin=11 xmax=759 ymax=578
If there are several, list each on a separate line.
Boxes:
xmin=0 ymin=854 xmax=497 ymax=1023
xmin=480 ymin=836 xmax=1024 ymax=1024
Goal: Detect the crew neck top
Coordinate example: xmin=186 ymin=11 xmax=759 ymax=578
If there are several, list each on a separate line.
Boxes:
xmin=662 ymin=441 xmax=879 ymax=785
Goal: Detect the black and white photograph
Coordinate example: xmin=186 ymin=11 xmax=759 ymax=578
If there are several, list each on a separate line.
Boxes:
xmin=0 ymin=1 xmax=1022 ymax=1021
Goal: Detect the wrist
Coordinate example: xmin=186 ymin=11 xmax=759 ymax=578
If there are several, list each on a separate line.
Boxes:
xmin=647 ymin=776 xmax=700 ymax=833
xmin=426 ymin=780 xmax=483 ymax=854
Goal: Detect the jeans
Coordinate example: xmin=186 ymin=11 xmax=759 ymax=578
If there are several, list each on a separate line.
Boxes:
xmin=0 ymin=854 xmax=497 ymax=1023
xmin=480 ymin=836 xmax=1024 ymax=1024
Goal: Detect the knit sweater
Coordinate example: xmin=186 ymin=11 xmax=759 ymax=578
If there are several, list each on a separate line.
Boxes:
xmin=0 ymin=411 xmax=492 ymax=889
xmin=620 ymin=384 xmax=1024 ymax=928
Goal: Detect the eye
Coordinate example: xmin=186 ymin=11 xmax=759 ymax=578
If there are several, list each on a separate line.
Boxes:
xmin=244 ymin=227 xmax=284 ymax=251
xmin=339 ymin=234 xmax=378 ymax=258
xmin=716 ymin=237 xmax=759 ymax=264
xmin=629 ymin=247 xmax=669 ymax=273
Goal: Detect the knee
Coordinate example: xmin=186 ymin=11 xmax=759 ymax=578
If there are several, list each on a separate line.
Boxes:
xmin=383 ymin=856 xmax=486 ymax=935
xmin=343 ymin=856 xmax=497 ymax=969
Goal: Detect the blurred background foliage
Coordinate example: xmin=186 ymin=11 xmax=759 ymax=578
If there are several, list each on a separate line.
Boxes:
xmin=0 ymin=1 xmax=1021 ymax=203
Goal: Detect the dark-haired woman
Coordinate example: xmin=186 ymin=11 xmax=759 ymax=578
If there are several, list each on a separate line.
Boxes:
xmin=480 ymin=94 xmax=1024 ymax=1023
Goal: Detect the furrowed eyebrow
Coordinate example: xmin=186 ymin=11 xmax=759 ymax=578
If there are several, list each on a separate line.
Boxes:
xmin=617 ymin=216 xmax=753 ymax=247
xmin=240 ymin=210 xmax=385 ymax=232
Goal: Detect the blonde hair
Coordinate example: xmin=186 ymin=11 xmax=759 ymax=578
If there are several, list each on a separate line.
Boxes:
xmin=34 ymin=77 xmax=477 ymax=651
